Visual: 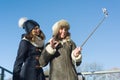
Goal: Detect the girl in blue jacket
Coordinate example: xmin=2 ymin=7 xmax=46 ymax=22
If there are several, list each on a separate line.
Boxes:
xmin=13 ymin=17 xmax=46 ymax=80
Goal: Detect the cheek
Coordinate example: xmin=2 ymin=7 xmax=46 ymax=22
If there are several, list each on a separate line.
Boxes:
xmin=32 ymin=30 xmax=39 ymax=35
xmin=60 ymin=32 xmax=67 ymax=38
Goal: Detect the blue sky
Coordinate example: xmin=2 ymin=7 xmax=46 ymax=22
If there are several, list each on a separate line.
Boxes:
xmin=0 ymin=0 xmax=120 ymax=73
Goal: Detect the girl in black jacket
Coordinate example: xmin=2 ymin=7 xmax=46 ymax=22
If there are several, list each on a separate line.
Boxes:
xmin=13 ymin=17 xmax=46 ymax=80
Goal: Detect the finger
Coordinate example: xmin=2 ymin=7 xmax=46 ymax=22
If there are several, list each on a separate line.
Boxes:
xmin=54 ymin=42 xmax=59 ymax=48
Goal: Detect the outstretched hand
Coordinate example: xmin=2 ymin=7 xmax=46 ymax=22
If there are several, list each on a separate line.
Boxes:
xmin=73 ymin=47 xmax=82 ymax=57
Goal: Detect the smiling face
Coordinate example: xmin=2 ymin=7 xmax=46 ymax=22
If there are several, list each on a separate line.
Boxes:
xmin=31 ymin=26 xmax=40 ymax=36
xmin=58 ymin=27 xmax=68 ymax=39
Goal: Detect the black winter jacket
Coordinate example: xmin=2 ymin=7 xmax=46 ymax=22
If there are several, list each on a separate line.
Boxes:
xmin=13 ymin=39 xmax=45 ymax=80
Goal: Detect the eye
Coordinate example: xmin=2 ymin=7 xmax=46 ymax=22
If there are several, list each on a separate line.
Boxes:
xmin=34 ymin=27 xmax=39 ymax=30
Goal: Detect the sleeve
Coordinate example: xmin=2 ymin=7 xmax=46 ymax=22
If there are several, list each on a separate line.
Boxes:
xmin=39 ymin=43 xmax=56 ymax=67
xmin=70 ymin=40 xmax=82 ymax=66
xmin=13 ymin=40 xmax=29 ymax=80
xmin=71 ymin=51 xmax=82 ymax=66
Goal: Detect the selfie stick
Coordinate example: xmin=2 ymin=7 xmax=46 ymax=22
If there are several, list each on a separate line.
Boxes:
xmin=80 ymin=8 xmax=108 ymax=47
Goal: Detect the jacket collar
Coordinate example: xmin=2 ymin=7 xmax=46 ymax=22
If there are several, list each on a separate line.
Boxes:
xmin=22 ymin=36 xmax=44 ymax=47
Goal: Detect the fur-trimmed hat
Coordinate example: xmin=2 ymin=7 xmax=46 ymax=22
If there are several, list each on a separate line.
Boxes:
xmin=52 ymin=19 xmax=70 ymax=36
xmin=18 ymin=17 xmax=40 ymax=33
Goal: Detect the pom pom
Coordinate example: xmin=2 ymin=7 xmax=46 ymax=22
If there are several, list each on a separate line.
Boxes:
xmin=18 ymin=17 xmax=28 ymax=28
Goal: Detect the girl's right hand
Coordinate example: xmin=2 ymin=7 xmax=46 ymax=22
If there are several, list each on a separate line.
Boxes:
xmin=50 ymin=38 xmax=59 ymax=49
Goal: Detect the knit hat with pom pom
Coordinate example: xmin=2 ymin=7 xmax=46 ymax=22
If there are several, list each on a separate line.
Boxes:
xmin=18 ymin=17 xmax=40 ymax=33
